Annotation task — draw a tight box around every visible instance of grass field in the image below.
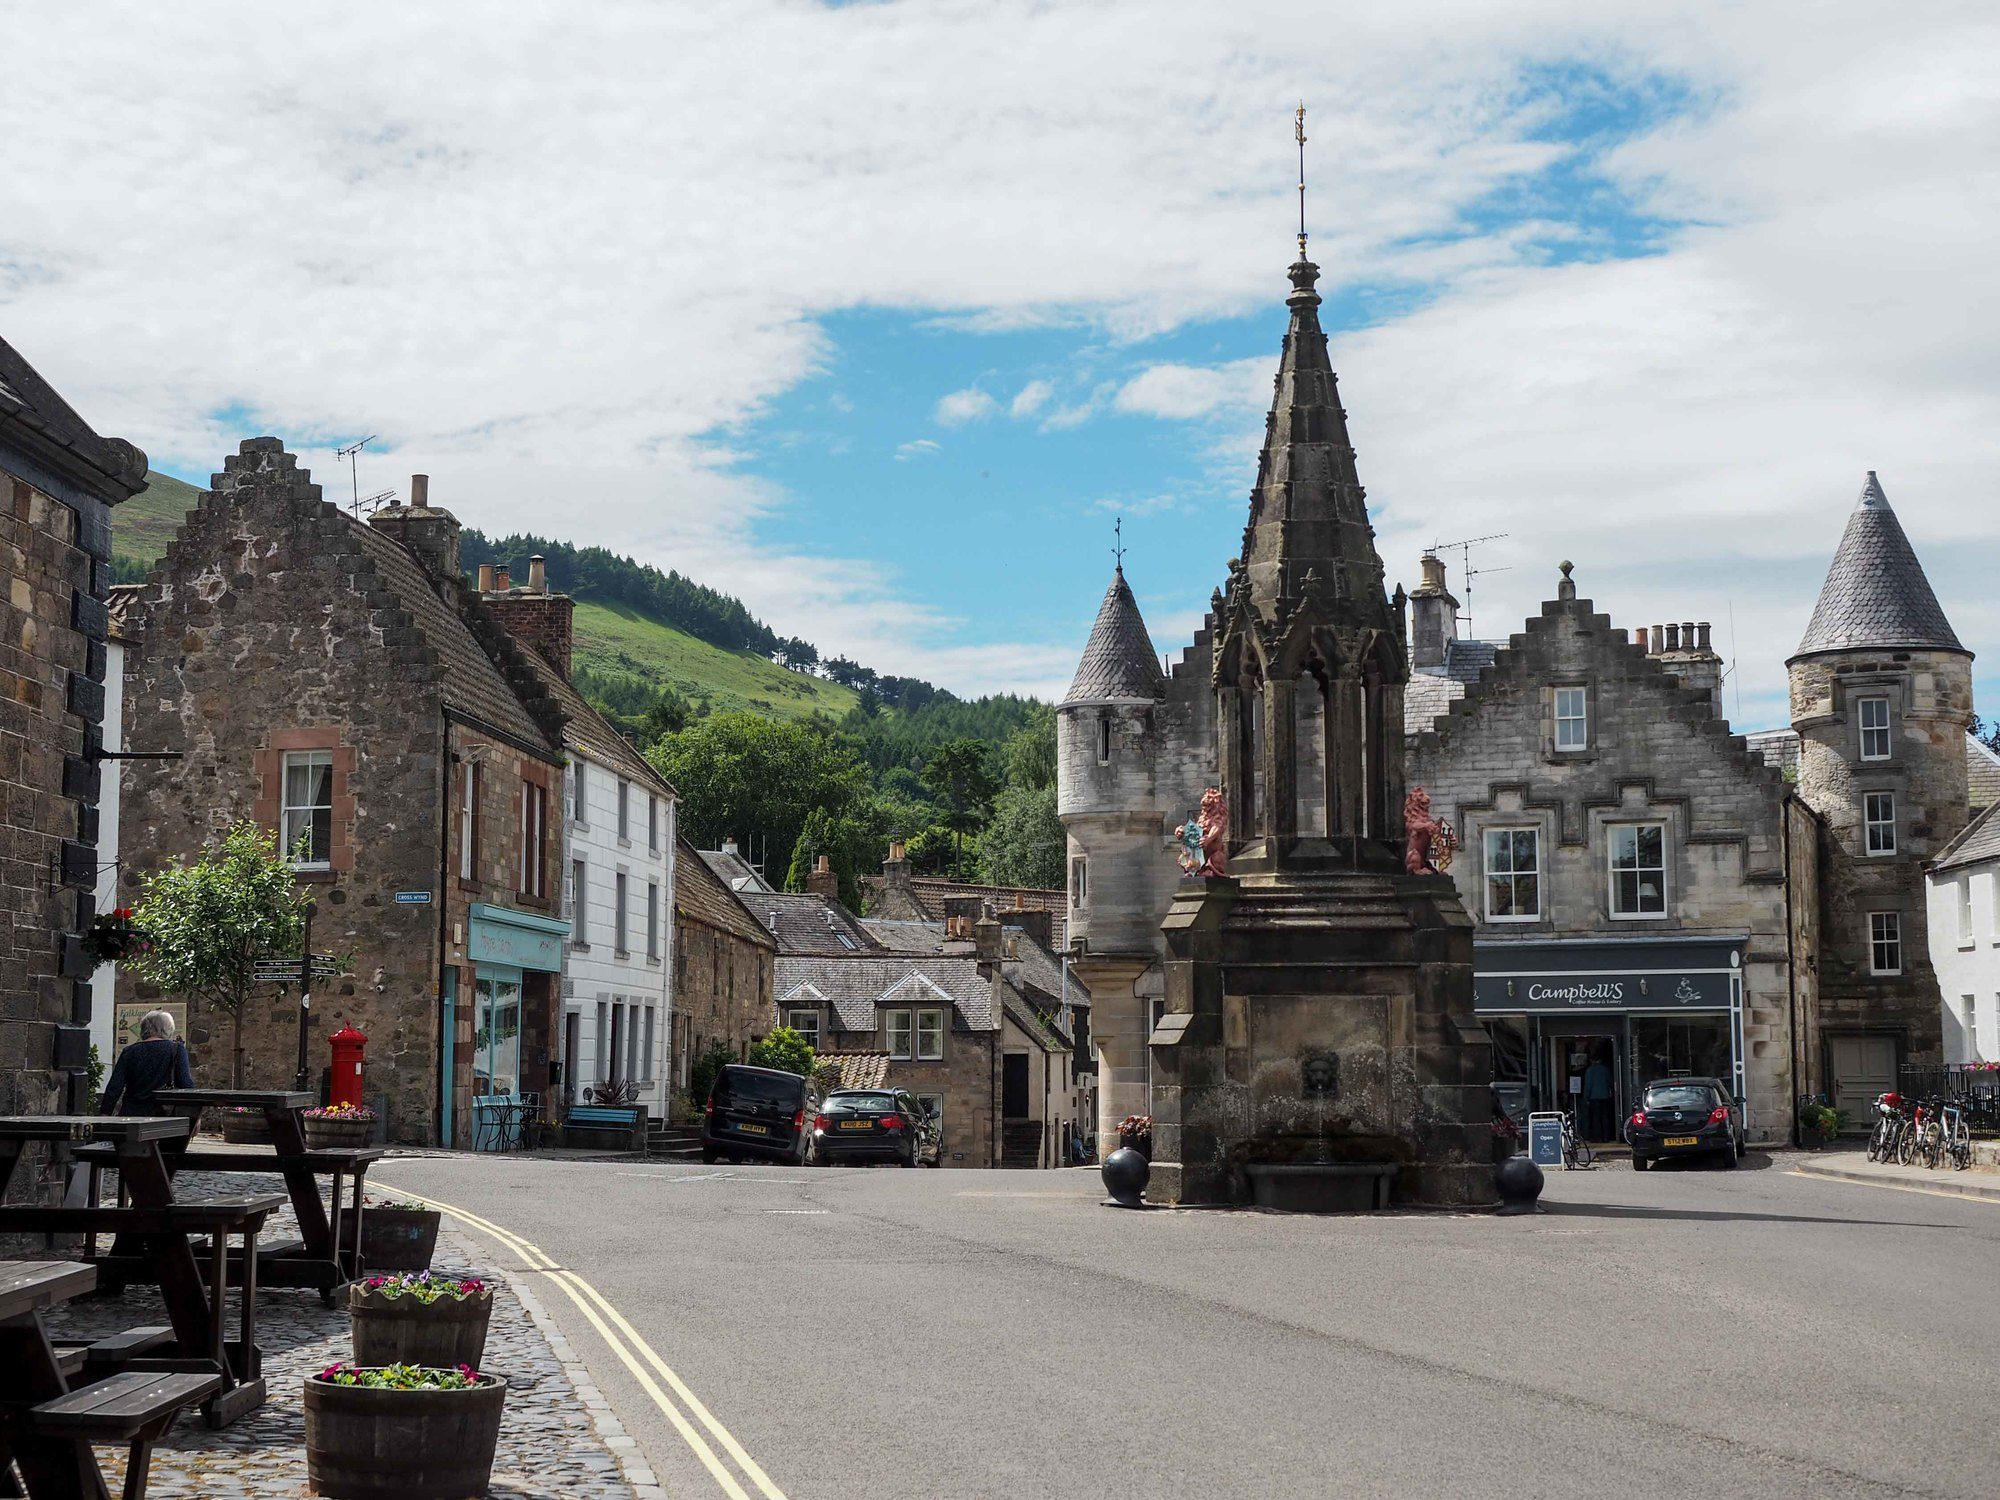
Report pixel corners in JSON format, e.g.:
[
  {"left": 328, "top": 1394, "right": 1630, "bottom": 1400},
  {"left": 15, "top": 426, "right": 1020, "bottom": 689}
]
[{"left": 112, "top": 472, "right": 854, "bottom": 723}]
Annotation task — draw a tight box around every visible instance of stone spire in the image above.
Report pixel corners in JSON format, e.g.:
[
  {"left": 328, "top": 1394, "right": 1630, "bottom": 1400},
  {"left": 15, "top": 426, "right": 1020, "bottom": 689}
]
[
  {"left": 1231, "top": 256, "right": 1393, "bottom": 632},
  {"left": 1062, "top": 565, "right": 1165, "bottom": 706},
  {"left": 1791, "top": 471, "right": 1966, "bottom": 660}
]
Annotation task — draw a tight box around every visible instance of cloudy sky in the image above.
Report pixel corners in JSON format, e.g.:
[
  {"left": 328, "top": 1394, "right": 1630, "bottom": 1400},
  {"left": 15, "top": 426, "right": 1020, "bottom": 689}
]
[{"left": 7, "top": 2, "right": 1996, "bottom": 728}]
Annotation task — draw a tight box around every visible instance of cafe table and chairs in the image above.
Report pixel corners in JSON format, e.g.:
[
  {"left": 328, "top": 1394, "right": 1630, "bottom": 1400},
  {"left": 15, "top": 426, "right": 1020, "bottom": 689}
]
[{"left": 0, "top": 1118, "right": 274, "bottom": 1430}]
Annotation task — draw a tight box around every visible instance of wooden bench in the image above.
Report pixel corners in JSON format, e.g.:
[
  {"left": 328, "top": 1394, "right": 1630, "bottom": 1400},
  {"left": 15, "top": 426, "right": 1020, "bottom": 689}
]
[
  {"left": 562, "top": 1105, "right": 648, "bottom": 1152},
  {"left": 50, "top": 1325, "right": 175, "bottom": 1381},
  {"left": 33, "top": 1369, "right": 223, "bottom": 1500}
]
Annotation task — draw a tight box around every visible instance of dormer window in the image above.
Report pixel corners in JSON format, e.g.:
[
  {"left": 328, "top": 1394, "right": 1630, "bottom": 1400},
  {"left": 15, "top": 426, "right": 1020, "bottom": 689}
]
[
  {"left": 1554, "top": 687, "right": 1588, "bottom": 751},
  {"left": 1858, "top": 696, "right": 1892, "bottom": 761},
  {"left": 1097, "top": 716, "right": 1113, "bottom": 765}
]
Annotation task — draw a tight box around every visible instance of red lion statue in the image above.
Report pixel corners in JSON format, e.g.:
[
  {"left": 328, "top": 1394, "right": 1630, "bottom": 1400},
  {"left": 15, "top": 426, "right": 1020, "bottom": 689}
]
[
  {"left": 1403, "top": 787, "right": 1458, "bottom": 875},
  {"left": 1174, "top": 786, "right": 1229, "bottom": 878}
]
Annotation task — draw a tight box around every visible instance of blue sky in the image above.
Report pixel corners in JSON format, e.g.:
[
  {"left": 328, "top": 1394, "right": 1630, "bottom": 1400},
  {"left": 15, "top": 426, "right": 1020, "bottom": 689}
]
[{"left": 12, "top": 4, "right": 1999, "bottom": 728}]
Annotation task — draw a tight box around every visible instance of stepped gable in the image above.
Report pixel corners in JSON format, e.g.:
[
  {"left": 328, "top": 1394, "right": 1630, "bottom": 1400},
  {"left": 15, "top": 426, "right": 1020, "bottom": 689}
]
[
  {"left": 1411, "top": 563, "right": 1784, "bottom": 791},
  {"left": 510, "top": 642, "right": 673, "bottom": 797},
  {"left": 1792, "top": 471, "right": 1966, "bottom": 659},
  {"left": 1063, "top": 566, "right": 1166, "bottom": 705}
]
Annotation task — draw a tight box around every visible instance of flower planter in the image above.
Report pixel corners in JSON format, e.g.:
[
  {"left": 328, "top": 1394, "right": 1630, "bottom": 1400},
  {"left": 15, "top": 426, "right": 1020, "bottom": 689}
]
[
  {"left": 1118, "top": 1133, "right": 1152, "bottom": 1162},
  {"left": 304, "top": 1372, "right": 507, "bottom": 1500},
  {"left": 221, "top": 1112, "right": 272, "bottom": 1146},
  {"left": 350, "top": 1282, "right": 491, "bottom": 1369},
  {"left": 359, "top": 1207, "right": 442, "bottom": 1274},
  {"left": 306, "top": 1116, "right": 374, "bottom": 1150}
]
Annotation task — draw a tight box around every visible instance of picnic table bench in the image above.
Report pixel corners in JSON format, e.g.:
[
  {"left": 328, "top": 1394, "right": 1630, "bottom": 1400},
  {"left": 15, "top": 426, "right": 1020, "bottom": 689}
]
[{"left": 0, "top": 1259, "right": 220, "bottom": 1500}]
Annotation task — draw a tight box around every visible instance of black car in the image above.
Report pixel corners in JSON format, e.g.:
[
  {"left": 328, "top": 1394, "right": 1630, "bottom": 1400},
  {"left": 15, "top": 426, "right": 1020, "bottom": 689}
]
[
  {"left": 703, "top": 1064, "right": 815, "bottom": 1165},
  {"left": 1627, "top": 1076, "right": 1745, "bottom": 1170},
  {"left": 812, "top": 1089, "right": 941, "bottom": 1168}
]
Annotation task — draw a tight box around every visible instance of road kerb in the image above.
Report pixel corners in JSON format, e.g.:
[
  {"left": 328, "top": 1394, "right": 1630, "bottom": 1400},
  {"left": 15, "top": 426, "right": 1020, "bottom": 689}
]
[{"left": 1790, "top": 1158, "right": 2000, "bottom": 1204}]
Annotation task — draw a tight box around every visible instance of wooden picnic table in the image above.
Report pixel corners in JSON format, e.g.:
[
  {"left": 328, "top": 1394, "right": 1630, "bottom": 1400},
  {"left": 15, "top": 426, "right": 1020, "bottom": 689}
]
[
  {"left": 0, "top": 1259, "right": 221, "bottom": 1500},
  {"left": 0, "top": 1118, "right": 269, "bottom": 1430},
  {"left": 142, "top": 1089, "right": 379, "bottom": 1303}
]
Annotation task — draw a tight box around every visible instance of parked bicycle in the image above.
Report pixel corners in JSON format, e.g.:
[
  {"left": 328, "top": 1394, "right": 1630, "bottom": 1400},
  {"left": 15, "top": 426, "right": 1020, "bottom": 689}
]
[
  {"left": 1561, "top": 1111, "right": 1595, "bottom": 1170},
  {"left": 1866, "top": 1092, "right": 1907, "bottom": 1163},
  {"left": 1898, "top": 1096, "right": 1942, "bottom": 1168},
  {"left": 1940, "top": 1101, "right": 1972, "bottom": 1171}
]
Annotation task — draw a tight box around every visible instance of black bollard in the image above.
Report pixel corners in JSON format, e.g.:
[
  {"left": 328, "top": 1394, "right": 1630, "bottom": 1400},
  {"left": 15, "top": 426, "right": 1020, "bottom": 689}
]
[
  {"left": 1101, "top": 1146, "right": 1150, "bottom": 1209},
  {"left": 1494, "top": 1153, "right": 1544, "bottom": 1215}
]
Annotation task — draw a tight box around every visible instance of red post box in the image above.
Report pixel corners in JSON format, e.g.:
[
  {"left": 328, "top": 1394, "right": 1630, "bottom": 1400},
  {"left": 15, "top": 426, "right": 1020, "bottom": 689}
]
[{"left": 329, "top": 1025, "right": 367, "bottom": 1110}]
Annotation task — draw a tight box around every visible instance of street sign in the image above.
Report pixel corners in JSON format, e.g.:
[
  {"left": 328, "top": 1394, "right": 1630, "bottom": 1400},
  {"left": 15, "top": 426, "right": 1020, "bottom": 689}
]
[
  {"left": 393, "top": 891, "right": 433, "bottom": 906},
  {"left": 252, "top": 956, "right": 340, "bottom": 983},
  {"left": 1527, "top": 1111, "right": 1565, "bottom": 1167}
]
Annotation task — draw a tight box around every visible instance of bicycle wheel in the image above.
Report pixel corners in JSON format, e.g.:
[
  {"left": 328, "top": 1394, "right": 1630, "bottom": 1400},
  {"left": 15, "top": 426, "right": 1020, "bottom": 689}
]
[
  {"left": 1574, "top": 1137, "right": 1595, "bottom": 1169},
  {"left": 1896, "top": 1127, "right": 1915, "bottom": 1166}
]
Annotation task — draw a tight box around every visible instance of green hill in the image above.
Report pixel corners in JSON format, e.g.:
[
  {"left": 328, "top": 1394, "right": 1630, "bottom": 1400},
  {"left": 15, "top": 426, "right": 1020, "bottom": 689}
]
[{"left": 112, "top": 472, "right": 857, "bottom": 724}]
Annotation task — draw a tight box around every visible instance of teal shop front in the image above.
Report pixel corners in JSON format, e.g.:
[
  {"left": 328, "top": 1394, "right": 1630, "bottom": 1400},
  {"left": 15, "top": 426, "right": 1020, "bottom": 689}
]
[{"left": 455, "top": 904, "right": 568, "bottom": 1151}]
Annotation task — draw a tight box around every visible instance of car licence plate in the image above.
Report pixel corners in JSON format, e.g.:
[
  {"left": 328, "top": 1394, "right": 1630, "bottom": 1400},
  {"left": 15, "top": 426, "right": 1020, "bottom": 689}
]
[
  {"left": 1663, "top": 1135, "right": 1698, "bottom": 1147},
  {"left": 840, "top": 1119, "right": 872, "bottom": 1131},
  {"left": 736, "top": 1122, "right": 768, "bottom": 1135}
]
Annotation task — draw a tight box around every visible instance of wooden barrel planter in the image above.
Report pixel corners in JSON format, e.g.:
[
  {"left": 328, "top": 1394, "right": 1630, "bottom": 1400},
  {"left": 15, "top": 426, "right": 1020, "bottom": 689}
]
[
  {"left": 220, "top": 1111, "right": 271, "bottom": 1146},
  {"left": 350, "top": 1282, "right": 491, "bottom": 1369},
  {"left": 305, "top": 1114, "right": 375, "bottom": 1149},
  {"left": 304, "top": 1373, "right": 507, "bottom": 1500},
  {"left": 360, "top": 1206, "right": 441, "bottom": 1273}
]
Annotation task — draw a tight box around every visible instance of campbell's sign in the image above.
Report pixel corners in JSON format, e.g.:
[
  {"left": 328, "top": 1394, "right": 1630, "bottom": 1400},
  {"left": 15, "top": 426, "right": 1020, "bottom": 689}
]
[
  {"left": 1472, "top": 942, "right": 1739, "bottom": 1015},
  {"left": 1523, "top": 980, "right": 1628, "bottom": 1006}
]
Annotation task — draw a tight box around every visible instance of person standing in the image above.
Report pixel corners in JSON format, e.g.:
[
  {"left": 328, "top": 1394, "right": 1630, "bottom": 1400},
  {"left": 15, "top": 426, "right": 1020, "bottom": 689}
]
[
  {"left": 99, "top": 1009, "right": 194, "bottom": 1116},
  {"left": 1582, "top": 1054, "right": 1615, "bottom": 1142}
]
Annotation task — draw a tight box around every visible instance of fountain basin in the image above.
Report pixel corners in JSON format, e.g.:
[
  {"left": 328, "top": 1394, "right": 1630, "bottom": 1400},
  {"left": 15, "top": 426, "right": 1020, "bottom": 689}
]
[{"left": 1244, "top": 1162, "right": 1399, "bottom": 1213}]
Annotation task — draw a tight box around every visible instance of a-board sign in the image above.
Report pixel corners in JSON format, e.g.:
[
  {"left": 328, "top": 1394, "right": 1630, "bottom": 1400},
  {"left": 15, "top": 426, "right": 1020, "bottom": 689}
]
[{"left": 1527, "top": 1111, "right": 1565, "bottom": 1167}]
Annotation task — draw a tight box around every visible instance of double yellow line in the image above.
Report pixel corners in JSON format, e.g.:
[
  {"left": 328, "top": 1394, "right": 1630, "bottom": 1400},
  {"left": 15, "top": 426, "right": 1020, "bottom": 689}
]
[{"left": 384, "top": 1186, "right": 788, "bottom": 1500}]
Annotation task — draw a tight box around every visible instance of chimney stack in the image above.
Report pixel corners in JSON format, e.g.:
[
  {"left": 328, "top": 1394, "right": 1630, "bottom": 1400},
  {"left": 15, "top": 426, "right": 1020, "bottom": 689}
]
[
  {"left": 493, "top": 564, "right": 511, "bottom": 593},
  {"left": 1650, "top": 617, "right": 1725, "bottom": 716},
  {"left": 1406, "top": 551, "right": 1460, "bottom": 671},
  {"left": 806, "top": 854, "right": 840, "bottom": 902},
  {"left": 369, "top": 472, "right": 461, "bottom": 580}
]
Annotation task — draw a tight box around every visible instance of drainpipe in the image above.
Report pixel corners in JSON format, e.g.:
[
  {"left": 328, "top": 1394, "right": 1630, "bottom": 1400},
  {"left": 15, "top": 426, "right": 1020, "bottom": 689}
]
[
  {"left": 435, "top": 718, "right": 455, "bottom": 1149},
  {"left": 1782, "top": 796, "right": 1802, "bottom": 1149}
]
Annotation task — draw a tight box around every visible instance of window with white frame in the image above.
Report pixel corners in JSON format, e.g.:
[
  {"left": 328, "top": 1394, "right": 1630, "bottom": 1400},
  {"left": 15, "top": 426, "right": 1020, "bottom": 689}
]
[
  {"left": 1483, "top": 828, "right": 1540, "bottom": 921},
  {"left": 786, "top": 1007, "right": 821, "bottom": 1051},
  {"left": 647, "top": 881, "right": 661, "bottom": 959},
  {"left": 570, "top": 859, "right": 587, "bottom": 943},
  {"left": 282, "top": 750, "right": 335, "bottom": 868},
  {"left": 648, "top": 795, "right": 659, "bottom": 853},
  {"left": 457, "top": 761, "right": 479, "bottom": 880},
  {"left": 1864, "top": 791, "right": 1896, "bottom": 856},
  {"left": 1608, "top": 823, "right": 1666, "bottom": 917},
  {"left": 614, "top": 871, "right": 629, "bottom": 954},
  {"left": 617, "top": 779, "right": 630, "bottom": 842},
  {"left": 885, "top": 1008, "right": 913, "bottom": 1059},
  {"left": 1961, "top": 878, "right": 1976, "bottom": 947},
  {"left": 1858, "top": 696, "right": 1892, "bottom": 761},
  {"left": 1869, "top": 911, "right": 1902, "bottom": 975},
  {"left": 1554, "top": 686, "right": 1589, "bottom": 751},
  {"left": 916, "top": 1008, "right": 945, "bottom": 1060},
  {"left": 1070, "top": 857, "right": 1088, "bottom": 906}
]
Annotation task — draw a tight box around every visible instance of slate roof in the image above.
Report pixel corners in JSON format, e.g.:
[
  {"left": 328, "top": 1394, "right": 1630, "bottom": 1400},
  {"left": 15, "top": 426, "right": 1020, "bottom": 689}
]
[
  {"left": 673, "top": 835, "right": 777, "bottom": 949},
  {"left": 515, "top": 648, "right": 674, "bottom": 797},
  {"left": 1002, "top": 989, "right": 1073, "bottom": 1053},
  {"left": 859, "top": 919, "right": 946, "bottom": 954},
  {"left": 775, "top": 956, "right": 995, "bottom": 1034},
  {"left": 1062, "top": 567, "right": 1166, "bottom": 706},
  {"left": 1405, "top": 640, "right": 1502, "bottom": 737},
  {"left": 900, "top": 877, "right": 1069, "bottom": 950},
  {"left": 734, "top": 891, "right": 882, "bottom": 958},
  {"left": 1933, "top": 800, "right": 2000, "bottom": 873},
  {"left": 1970, "top": 737, "right": 2000, "bottom": 812},
  {"left": 1793, "top": 472, "right": 1965, "bottom": 659},
  {"left": 699, "top": 846, "right": 774, "bottom": 894},
  {"left": 1000, "top": 930, "right": 1089, "bottom": 1011},
  {"left": 0, "top": 334, "right": 148, "bottom": 500}
]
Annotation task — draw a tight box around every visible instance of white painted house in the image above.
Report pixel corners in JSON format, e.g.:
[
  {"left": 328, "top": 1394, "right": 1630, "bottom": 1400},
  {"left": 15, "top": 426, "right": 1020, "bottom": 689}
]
[{"left": 1929, "top": 799, "right": 2000, "bottom": 1063}]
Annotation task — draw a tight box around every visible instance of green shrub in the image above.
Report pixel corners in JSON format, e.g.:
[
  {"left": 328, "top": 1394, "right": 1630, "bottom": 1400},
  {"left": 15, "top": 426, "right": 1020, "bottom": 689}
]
[
  {"left": 687, "top": 1039, "right": 737, "bottom": 1108},
  {"left": 748, "top": 1026, "right": 816, "bottom": 1079}
]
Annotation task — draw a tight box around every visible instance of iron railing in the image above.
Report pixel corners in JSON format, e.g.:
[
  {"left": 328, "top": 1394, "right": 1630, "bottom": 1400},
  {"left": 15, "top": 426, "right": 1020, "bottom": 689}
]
[{"left": 1897, "top": 1064, "right": 2000, "bottom": 1134}]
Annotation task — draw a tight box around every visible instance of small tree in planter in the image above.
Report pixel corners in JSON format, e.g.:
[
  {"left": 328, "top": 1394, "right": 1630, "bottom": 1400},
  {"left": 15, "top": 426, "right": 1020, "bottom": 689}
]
[
  {"left": 305, "top": 1363, "right": 506, "bottom": 1500},
  {"left": 349, "top": 1272, "right": 491, "bottom": 1368},
  {"left": 360, "top": 1197, "right": 442, "bottom": 1273}
]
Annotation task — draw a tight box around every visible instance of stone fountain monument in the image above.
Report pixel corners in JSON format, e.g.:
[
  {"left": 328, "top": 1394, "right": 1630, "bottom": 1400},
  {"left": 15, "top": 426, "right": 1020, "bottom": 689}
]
[{"left": 1147, "top": 244, "right": 1495, "bottom": 1210}]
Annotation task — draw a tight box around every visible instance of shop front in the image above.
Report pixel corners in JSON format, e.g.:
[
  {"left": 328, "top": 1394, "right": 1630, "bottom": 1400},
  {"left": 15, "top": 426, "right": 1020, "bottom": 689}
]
[
  {"left": 1476, "top": 937, "right": 1745, "bottom": 1144},
  {"left": 447, "top": 903, "right": 568, "bottom": 1150}
]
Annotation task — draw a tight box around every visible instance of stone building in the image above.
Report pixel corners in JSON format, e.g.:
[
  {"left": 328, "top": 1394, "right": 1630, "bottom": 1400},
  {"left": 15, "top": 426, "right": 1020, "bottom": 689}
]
[
  {"left": 1787, "top": 471, "right": 1973, "bottom": 1110},
  {"left": 475, "top": 558, "right": 680, "bottom": 1118},
  {"left": 860, "top": 848, "right": 1069, "bottom": 948},
  {"left": 671, "top": 833, "right": 775, "bottom": 1090},
  {"left": 0, "top": 336, "right": 147, "bottom": 1142},
  {"left": 117, "top": 442, "right": 570, "bottom": 1147},
  {"left": 1406, "top": 562, "right": 1820, "bottom": 1146}
]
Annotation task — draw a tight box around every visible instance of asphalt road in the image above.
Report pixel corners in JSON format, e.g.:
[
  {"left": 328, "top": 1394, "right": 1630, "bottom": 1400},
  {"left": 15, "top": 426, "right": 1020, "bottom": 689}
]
[{"left": 375, "top": 1150, "right": 2000, "bottom": 1500}]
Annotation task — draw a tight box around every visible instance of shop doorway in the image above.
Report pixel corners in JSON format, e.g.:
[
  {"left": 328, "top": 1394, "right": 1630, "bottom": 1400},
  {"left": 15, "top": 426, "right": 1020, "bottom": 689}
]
[{"left": 1547, "top": 1032, "right": 1622, "bottom": 1142}]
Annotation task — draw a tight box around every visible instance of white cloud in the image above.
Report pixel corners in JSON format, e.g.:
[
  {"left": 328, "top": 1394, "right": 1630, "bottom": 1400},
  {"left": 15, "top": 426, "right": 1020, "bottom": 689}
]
[
  {"left": 2, "top": 3, "right": 1996, "bottom": 704},
  {"left": 933, "top": 387, "right": 998, "bottom": 426},
  {"left": 894, "top": 438, "right": 940, "bottom": 461},
  {"left": 1009, "top": 379, "right": 1054, "bottom": 418}
]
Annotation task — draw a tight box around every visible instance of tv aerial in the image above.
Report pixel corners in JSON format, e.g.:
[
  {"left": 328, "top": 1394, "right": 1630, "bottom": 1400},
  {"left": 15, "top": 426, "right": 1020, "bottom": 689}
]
[
  {"left": 335, "top": 435, "right": 378, "bottom": 516},
  {"left": 1428, "top": 532, "right": 1510, "bottom": 640}
]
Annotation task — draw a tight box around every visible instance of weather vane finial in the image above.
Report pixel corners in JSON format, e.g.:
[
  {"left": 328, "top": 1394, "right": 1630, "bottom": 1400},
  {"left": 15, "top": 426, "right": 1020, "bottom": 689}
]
[
  {"left": 1114, "top": 515, "right": 1126, "bottom": 572},
  {"left": 1295, "top": 101, "right": 1309, "bottom": 260}
]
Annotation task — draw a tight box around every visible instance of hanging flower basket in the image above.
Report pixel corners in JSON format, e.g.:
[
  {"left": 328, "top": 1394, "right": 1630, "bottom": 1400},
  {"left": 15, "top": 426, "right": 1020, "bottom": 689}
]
[
  {"left": 350, "top": 1274, "right": 491, "bottom": 1369},
  {"left": 79, "top": 908, "right": 150, "bottom": 966},
  {"left": 304, "top": 1102, "right": 376, "bottom": 1149},
  {"left": 305, "top": 1364, "right": 506, "bottom": 1500}
]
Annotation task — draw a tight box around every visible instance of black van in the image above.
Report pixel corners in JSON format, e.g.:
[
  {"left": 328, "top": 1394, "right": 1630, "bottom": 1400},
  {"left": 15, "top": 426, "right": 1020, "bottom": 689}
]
[{"left": 703, "top": 1064, "right": 815, "bottom": 1165}]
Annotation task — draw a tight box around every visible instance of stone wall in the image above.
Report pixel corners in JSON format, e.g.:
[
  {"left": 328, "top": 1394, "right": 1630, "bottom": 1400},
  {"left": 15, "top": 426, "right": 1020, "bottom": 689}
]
[{"left": 672, "top": 917, "right": 772, "bottom": 1079}]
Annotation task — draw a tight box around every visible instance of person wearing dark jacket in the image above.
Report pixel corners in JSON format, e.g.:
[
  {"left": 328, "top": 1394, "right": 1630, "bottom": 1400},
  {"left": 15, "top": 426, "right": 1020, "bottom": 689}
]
[{"left": 99, "top": 1009, "right": 194, "bottom": 1116}]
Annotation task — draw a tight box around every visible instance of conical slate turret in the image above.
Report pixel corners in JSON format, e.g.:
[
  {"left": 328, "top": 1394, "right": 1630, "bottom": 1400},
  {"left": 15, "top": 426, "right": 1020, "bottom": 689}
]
[
  {"left": 1062, "top": 566, "right": 1165, "bottom": 705},
  {"left": 1791, "top": 471, "right": 1966, "bottom": 660},
  {"left": 1234, "top": 257, "right": 1392, "bottom": 629}
]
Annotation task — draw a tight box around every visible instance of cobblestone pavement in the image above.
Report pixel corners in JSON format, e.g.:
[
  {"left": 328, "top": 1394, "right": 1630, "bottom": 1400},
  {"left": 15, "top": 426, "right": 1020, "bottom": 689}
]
[{"left": 43, "top": 1170, "right": 642, "bottom": 1499}]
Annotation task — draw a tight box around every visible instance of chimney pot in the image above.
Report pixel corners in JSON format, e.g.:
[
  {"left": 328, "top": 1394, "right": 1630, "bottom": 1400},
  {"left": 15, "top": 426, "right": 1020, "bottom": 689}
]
[
  {"left": 1681, "top": 620, "right": 1696, "bottom": 648},
  {"left": 477, "top": 564, "right": 496, "bottom": 593},
  {"left": 1697, "top": 622, "right": 1712, "bottom": 651},
  {"left": 528, "top": 554, "right": 547, "bottom": 593},
  {"left": 1650, "top": 625, "right": 1664, "bottom": 654},
  {"left": 1665, "top": 622, "right": 1681, "bottom": 652},
  {"left": 888, "top": 839, "right": 906, "bottom": 863},
  {"left": 494, "top": 565, "right": 511, "bottom": 593},
  {"left": 410, "top": 474, "right": 429, "bottom": 507}
]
